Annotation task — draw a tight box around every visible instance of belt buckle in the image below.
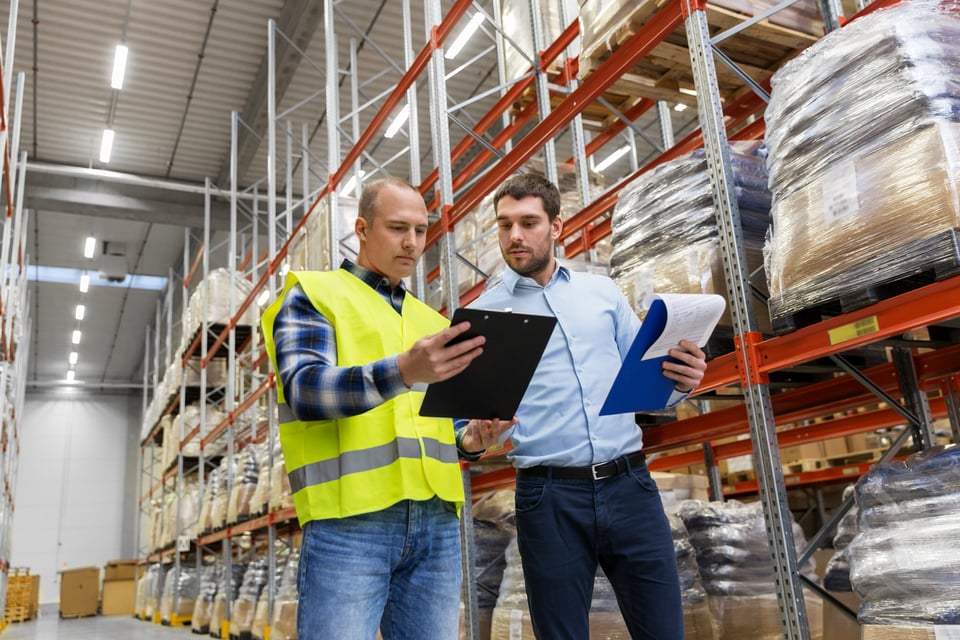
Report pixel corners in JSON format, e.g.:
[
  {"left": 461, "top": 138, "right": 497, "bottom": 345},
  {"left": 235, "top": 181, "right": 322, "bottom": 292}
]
[{"left": 591, "top": 463, "right": 605, "bottom": 481}]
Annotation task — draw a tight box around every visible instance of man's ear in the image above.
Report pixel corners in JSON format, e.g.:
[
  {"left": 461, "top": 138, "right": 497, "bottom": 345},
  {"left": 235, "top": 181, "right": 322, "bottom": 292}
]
[
  {"left": 355, "top": 216, "right": 367, "bottom": 241},
  {"left": 551, "top": 215, "right": 563, "bottom": 239}
]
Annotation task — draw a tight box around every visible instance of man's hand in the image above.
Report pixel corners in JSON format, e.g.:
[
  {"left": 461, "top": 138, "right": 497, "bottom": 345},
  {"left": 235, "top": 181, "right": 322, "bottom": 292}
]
[
  {"left": 398, "top": 321, "right": 485, "bottom": 387},
  {"left": 460, "top": 417, "right": 517, "bottom": 454},
  {"left": 661, "top": 339, "right": 707, "bottom": 393}
]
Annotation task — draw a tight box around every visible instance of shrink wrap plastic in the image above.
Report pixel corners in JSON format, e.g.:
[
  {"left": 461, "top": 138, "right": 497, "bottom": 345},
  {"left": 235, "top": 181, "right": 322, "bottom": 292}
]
[
  {"left": 848, "top": 446, "right": 960, "bottom": 624},
  {"left": 230, "top": 557, "right": 270, "bottom": 635},
  {"left": 763, "top": 0, "right": 960, "bottom": 318},
  {"left": 160, "top": 565, "right": 198, "bottom": 623},
  {"left": 610, "top": 144, "right": 770, "bottom": 323},
  {"left": 191, "top": 562, "right": 223, "bottom": 633}
]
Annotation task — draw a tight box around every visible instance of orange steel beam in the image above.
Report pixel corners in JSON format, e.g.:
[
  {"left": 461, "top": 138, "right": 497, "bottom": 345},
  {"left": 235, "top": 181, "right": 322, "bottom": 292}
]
[
  {"left": 470, "top": 465, "right": 518, "bottom": 494},
  {"left": 184, "top": 244, "right": 205, "bottom": 289},
  {"left": 730, "top": 116, "right": 766, "bottom": 141},
  {"left": 648, "top": 397, "right": 949, "bottom": 471},
  {"left": 722, "top": 460, "right": 884, "bottom": 497},
  {"left": 644, "top": 343, "right": 960, "bottom": 452},
  {"left": 697, "top": 277, "right": 960, "bottom": 393},
  {"left": 202, "top": 374, "right": 274, "bottom": 448},
  {"left": 433, "top": 0, "right": 685, "bottom": 239}
]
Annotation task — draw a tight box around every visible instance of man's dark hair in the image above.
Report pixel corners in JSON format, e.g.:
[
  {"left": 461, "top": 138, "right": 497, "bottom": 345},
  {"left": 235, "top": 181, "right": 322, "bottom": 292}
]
[
  {"left": 493, "top": 174, "right": 562, "bottom": 221},
  {"left": 358, "top": 177, "right": 423, "bottom": 222}
]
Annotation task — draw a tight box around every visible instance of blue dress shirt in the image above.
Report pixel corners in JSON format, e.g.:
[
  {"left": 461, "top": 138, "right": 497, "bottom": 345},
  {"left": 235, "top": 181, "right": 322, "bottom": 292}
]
[{"left": 466, "top": 262, "right": 685, "bottom": 468}]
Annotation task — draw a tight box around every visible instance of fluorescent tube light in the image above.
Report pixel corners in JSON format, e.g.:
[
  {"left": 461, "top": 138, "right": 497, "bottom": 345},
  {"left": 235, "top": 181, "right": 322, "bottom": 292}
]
[
  {"left": 79, "top": 274, "right": 90, "bottom": 293},
  {"left": 256, "top": 290, "right": 271, "bottom": 307},
  {"left": 445, "top": 13, "right": 485, "bottom": 60},
  {"left": 100, "top": 129, "right": 115, "bottom": 163},
  {"left": 340, "top": 170, "right": 366, "bottom": 196},
  {"left": 384, "top": 104, "right": 410, "bottom": 139},
  {"left": 69, "top": 352, "right": 78, "bottom": 365},
  {"left": 594, "top": 145, "right": 630, "bottom": 172},
  {"left": 75, "top": 305, "right": 86, "bottom": 320},
  {"left": 84, "top": 236, "right": 96, "bottom": 259},
  {"left": 72, "top": 330, "right": 82, "bottom": 345},
  {"left": 678, "top": 87, "right": 697, "bottom": 96},
  {"left": 66, "top": 370, "right": 76, "bottom": 382},
  {"left": 111, "top": 44, "right": 129, "bottom": 90},
  {"left": 674, "top": 104, "right": 687, "bottom": 112}
]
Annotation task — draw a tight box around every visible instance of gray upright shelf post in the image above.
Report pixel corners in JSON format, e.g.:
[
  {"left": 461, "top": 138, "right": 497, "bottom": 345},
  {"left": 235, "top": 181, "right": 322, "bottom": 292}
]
[{"left": 684, "top": 2, "right": 810, "bottom": 638}]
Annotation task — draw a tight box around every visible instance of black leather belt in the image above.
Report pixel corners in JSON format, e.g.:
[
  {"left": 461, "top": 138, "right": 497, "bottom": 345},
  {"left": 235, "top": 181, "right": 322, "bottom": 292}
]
[{"left": 517, "top": 450, "right": 646, "bottom": 481}]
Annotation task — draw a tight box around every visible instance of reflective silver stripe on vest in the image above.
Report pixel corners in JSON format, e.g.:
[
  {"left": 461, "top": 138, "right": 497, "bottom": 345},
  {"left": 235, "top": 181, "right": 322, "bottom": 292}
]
[
  {"left": 287, "top": 436, "right": 458, "bottom": 493},
  {"left": 278, "top": 402, "right": 296, "bottom": 424}
]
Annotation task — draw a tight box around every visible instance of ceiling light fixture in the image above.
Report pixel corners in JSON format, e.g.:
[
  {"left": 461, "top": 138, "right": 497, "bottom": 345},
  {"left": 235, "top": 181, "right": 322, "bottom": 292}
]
[
  {"left": 256, "top": 290, "right": 271, "bottom": 307},
  {"left": 594, "top": 145, "right": 631, "bottom": 172},
  {"left": 69, "top": 352, "right": 78, "bottom": 365},
  {"left": 384, "top": 104, "right": 410, "bottom": 139},
  {"left": 66, "top": 370, "right": 76, "bottom": 382},
  {"left": 100, "top": 129, "right": 115, "bottom": 163},
  {"left": 674, "top": 104, "right": 687, "bottom": 112},
  {"left": 79, "top": 274, "right": 90, "bottom": 293},
  {"left": 111, "top": 44, "right": 129, "bottom": 90},
  {"left": 678, "top": 87, "right": 697, "bottom": 96},
  {"left": 84, "top": 236, "right": 96, "bottom": 259},
  {"left": 75, "top": 304, "right": 86, "bottom": 320},
  {"left": 72, "top": 330, "right": 82, "bottom": 345},
  {"left": 445, "top": 12, "right": 485, "bottom": 60},
  {"left": 340, "top": 170, "right": 366, "bottom": 197}
]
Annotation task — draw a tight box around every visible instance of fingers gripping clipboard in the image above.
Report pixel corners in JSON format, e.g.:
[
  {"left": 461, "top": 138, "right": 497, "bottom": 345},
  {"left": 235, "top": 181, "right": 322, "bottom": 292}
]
[{"left": 418, "top": 308, "right": 556, "bottom": 420}]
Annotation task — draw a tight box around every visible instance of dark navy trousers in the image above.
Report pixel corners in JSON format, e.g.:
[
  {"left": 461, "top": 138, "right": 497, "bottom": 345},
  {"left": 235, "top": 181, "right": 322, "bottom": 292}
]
[{"left": 514, "top": 458, "right": 683, "bottom": 639}]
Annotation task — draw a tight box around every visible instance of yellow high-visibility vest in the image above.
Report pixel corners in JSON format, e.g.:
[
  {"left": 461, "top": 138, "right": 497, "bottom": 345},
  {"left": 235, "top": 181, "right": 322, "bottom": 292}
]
[{"left": 261, "top": 269, "right": 464, "bottom": 525}]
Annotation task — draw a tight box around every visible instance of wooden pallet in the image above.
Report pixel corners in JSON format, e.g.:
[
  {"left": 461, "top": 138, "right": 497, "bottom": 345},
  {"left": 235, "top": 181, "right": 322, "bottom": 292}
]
[
  {"left": 573, "top": 0, "right": 819, "bottom": 110},
  {"left": 771, "top": 229, "right": 960, "bottom": 334}
]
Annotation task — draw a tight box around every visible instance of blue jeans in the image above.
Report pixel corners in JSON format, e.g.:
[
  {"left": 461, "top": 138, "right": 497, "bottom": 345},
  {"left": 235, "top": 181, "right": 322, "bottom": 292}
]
[
  {"left": 297, "top": 497, "right": 463, "bottom": 640},
  {"left": 515, "top": 459, "right": 683, "bottom": 640}
]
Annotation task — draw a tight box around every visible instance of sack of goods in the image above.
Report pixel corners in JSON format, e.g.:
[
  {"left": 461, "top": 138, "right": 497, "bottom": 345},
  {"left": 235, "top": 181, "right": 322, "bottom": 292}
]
[
  {"left": 677, "top": 500, "right": 823, "bottom": 639},
  {"left": 763, "top": 0, "right": 960, "bottom": 324},
  {"left": 609, "top": 143, "right": 771, "bottom": 331},
  {"left": 848, "top": 445, "right": 960, "bottom": 625}
]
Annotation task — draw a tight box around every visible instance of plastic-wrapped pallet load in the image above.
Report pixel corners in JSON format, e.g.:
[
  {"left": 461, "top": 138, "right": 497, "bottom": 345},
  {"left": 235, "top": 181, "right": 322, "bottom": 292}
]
[
  {"left": 230, "top": 557, "right": 270, "bottom": 637},
  {"left": 210, "top": 562, "right": 247, "bottom": 636},
  {"left": 610, "top": 144, "right": 771, "bottom": 331},
  {"left": 210, "top": 456, "right": 238, "bottom": 531},
  {"left": 288, "top": 194, "right": 360, "bottom": 273},
  {"left": 677, "top": 500, "right": 824, "bottom": 639},
  {"left": 159, "top": 564, "right": 198, "bottom": 625},
  {"left": 248, "top": 435, "right": 274, "bottom": 518},
  {"left": 670, "top": 515, "right": 720, "bottom": 639},
  {"left": 180, "top": 402, "right": 226, "bottom": 458},
  {"left": 847, "top": 445, "right": 960, "bottom": 625},
  {"left": 180, "top": 267, "right": 258, "bottom": 355},
  {"left": 269, "top": 437, "right": 294, "bottom": 512},
  {"left": 251, "top": 548, "right": 292, "bottom": 640},
  {"left": 143, "top": 563, "right": 168, "bottom": 621},
  {"left": 763, "top": 0, "right": 960, "bottom": 326},
  {"left": 227, "top": 443, "right": 262, "bottom": 525},
  {"left": 198, "top": 466, "right": 219, "bottom": 534},
  {"left": 191, "top": 561, "right": 223, "bottom": 634},
  {"left": 269, "top": 549, "right": 300, "bottom": 640}
]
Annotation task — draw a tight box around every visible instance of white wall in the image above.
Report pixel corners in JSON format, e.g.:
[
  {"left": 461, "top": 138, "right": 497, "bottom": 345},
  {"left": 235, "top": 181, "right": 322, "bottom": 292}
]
[{"left": 11, "top": 388, "right": 142, "bottom": 604}]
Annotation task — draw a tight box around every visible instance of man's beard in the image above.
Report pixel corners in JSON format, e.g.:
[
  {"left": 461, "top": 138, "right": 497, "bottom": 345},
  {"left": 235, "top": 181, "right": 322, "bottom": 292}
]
[{"left": 506, "top": 246, "right": 551, "bottom": 278}]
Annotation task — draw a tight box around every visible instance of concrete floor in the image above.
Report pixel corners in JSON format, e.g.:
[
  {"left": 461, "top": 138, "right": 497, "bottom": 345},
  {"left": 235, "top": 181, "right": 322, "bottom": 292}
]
[{"left": 2, "top": 607, "right": 194, "bottom": 639}]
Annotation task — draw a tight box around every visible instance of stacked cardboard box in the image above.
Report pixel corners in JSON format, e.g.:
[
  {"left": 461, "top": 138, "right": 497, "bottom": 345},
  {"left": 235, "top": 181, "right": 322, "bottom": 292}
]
[
  {"left": 59, "top": 567, "right": 100, "bottom": 618},
  {"left": 102, "top": 559, "right": 137, "bottom": 616}
]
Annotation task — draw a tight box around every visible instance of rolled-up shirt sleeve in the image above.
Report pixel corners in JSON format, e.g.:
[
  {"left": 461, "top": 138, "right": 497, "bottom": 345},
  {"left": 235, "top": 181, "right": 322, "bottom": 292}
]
[{"left": 273, "top": 285, "right": 410, "bottom": 421}]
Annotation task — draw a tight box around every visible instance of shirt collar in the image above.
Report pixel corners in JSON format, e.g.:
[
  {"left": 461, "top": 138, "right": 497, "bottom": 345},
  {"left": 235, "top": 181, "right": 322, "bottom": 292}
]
[
  {"left": 501, "top": 260, "right": 571, "bottom": 293},
  {"left": 340, "top": 259, "right": 407, "bottom": 295}
]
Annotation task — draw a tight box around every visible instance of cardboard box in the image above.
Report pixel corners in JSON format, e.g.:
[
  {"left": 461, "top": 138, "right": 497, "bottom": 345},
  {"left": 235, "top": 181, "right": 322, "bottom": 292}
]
[
  {"left": 823, "top": 436, "right": 850, "bottom": 459},
  {"left": 101, "top": 579, "right": 136, "bottom": 616},
  {"left": 824, "top": 591, "right": 861, "bottom": 640},
  {"left": 862, "top": 624, "right": 936, "bottom": 640},
  {"left": 59, "top": 567, "right": 100, "bottom": 618},
  {"left": 104, "top": 559, "right": 138, "bottom": 582}
]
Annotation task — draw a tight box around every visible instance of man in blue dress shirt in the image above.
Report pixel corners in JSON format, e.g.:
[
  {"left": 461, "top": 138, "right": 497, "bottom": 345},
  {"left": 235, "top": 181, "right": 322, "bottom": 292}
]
[{"left": 456, "top": 174, "right": 707, "bottom": 639}]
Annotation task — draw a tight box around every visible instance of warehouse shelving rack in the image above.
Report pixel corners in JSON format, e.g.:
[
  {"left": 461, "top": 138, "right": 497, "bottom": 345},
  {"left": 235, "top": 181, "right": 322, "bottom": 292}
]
[
  {"left": 0, "top": 0, "right": 27, "bottom": 622},
  {"left": 135, "top": 0, "right": 960, "bottom": 638}
]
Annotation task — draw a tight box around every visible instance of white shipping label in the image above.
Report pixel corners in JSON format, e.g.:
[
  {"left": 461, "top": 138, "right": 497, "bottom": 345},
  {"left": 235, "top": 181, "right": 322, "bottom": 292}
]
[
  {"left": 177, "top": 535, "right": 191, "bottom": 552},
  {"left": 935, "top": 627, "right": 960, "bottom": 640},
  {"left": 821, "top": 161, "right": 860, "bottom": 224}
]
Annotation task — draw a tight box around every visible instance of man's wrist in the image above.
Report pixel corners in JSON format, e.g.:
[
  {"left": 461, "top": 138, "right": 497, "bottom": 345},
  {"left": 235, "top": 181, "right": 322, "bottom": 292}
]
[{"left": 455, "top": 426, "right": 485, "bottom": 459}]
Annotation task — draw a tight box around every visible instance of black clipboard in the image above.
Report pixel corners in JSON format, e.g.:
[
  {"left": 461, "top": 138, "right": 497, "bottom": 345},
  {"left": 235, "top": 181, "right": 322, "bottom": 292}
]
[{"left": 418, "top": 308, "right": 556, "bottom": 420}]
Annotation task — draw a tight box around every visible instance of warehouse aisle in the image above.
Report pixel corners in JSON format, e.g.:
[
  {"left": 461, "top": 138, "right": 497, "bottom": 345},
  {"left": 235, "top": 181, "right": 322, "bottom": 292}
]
[{"left": 2, "top": 613, "right": 191, "bottom": 639}]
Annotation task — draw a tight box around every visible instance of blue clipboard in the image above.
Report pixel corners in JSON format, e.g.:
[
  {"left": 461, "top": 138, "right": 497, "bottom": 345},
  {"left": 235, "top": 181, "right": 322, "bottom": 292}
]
[{"left": 599, "top": 294, "right": 724, "bottom": 415}]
